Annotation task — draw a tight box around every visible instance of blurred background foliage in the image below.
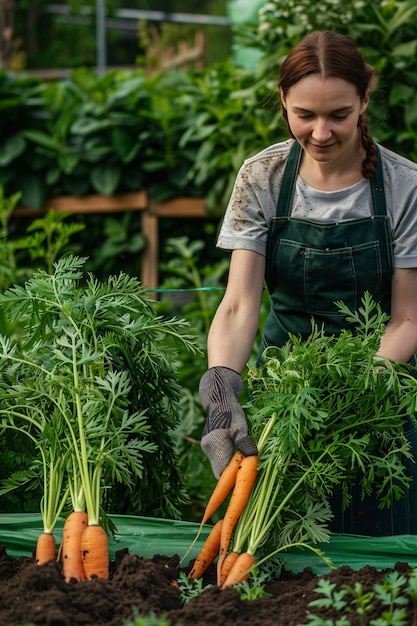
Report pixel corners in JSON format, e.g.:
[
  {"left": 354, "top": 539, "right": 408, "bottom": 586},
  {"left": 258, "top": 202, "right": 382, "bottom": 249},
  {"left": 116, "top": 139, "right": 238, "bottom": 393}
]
[{"left": 10, "top": 0, "right": 232, "bottom": 71}]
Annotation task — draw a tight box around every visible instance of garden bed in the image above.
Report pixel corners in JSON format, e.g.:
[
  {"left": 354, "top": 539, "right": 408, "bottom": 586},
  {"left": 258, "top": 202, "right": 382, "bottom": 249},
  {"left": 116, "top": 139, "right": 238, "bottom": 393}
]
[
  {"left": 2, "top": 546, "right": 416, "bottom": 626},
  {"left": 1, "top": 515, "right": 417, "bottom": 625}
]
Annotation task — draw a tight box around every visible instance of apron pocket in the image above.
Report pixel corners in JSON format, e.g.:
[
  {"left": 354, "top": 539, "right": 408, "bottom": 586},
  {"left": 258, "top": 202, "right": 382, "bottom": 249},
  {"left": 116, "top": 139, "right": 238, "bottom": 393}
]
[{"left": 302, "top": 240, "right": 383, "bottom": 316}]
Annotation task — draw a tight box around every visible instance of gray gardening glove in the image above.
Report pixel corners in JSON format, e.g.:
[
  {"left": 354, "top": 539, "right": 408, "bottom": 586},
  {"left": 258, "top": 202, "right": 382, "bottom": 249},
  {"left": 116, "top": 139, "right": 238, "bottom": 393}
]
[{"left": 199, "top": 366, "right": 258, "bottom": 479}]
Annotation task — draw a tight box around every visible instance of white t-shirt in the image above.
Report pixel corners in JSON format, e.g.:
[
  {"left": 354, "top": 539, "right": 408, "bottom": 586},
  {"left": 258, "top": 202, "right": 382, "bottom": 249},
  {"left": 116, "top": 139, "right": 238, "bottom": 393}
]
[{"left": 217, "top": 139, "right": 417, "bottom": 268}]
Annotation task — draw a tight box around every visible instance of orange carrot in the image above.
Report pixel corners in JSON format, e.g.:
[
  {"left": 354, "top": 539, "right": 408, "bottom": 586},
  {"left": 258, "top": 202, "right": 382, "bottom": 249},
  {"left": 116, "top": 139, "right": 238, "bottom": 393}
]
[
  {"left": 218, "top": 550, "right": 239, "bottom": 587},
  {"left": 61, "top": 511, "right": 88, "bottom": 582},
  {"left": 181, "top": 451, "right": 244, "bottom": 566},
  {"left": 80, "top": 524, "right": 109, "bottom": 580},
  {"left": 216, "top": 454, "right": 259, "bottom": 585},
  {"left": 222, "top": 551, "right": 256, "bottom": 587},
  {"left": 35, "top": 531, "right": 56, "bottom": 565},
  {"left": 188, "top": 519, "right": 223, "bottom": 580},
  {"left": 200, "top": 451, "right": 245, "bottom": 527}
]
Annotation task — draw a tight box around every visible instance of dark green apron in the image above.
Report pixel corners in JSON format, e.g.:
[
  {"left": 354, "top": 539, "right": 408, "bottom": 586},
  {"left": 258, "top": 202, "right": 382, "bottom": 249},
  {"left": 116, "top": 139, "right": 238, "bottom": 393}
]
[
  {"left": 259, "top": 140, "right": 417, "bottom": 535},
  {"left": 263, "top": 141, "right": 393, "bottom": 347}
]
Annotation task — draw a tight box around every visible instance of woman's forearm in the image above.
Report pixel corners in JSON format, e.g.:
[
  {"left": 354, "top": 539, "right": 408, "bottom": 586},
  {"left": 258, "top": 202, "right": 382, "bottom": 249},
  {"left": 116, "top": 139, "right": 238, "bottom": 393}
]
[
  {"left": 207, "top": 305, "right": 260, "bottom": 373},
  {"left": 206, "top": 249, "right": 266, "bottom": 373},
  {"left": 377, "top": 319, "right": 417, "bottom": 363},
  {"left": 378, "top": 268, "right": 417, "bottom": 363}
]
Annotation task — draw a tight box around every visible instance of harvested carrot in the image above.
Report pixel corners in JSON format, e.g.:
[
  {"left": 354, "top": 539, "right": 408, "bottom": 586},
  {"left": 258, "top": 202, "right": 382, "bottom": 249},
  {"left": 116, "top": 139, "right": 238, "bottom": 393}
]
[
  {"left": 188, "top": 519, "right": 223, "bottom": 580},
  {"left": 61, "top": 510, "right": 88, "bottom": 582},
  {"left": 35, "top": 532, "right": 56, "bottom": 565},
  {"left": 216, "top": 454, "right": 259, "bottom": 585},
  {"left": 181, "top": 451, "right": 244, "bottom": 566},
  {"left": 200, "top": 451, "right": 245, "bottom": 527},
  {"left": 218, "top": 550, "right": 239, "bottom": 587},
  {"left": 80, "top": 524, "right": 109, "bottom": 580},
  {"left": 222, "top": 551, "right": 256, "bottom": 587}
]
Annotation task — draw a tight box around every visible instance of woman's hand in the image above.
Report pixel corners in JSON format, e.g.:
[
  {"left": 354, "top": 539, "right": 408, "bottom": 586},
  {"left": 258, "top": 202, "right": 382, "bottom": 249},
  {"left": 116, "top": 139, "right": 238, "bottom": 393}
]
[{"left": 199, "top": 366, "right": 258, "bottom": 478}]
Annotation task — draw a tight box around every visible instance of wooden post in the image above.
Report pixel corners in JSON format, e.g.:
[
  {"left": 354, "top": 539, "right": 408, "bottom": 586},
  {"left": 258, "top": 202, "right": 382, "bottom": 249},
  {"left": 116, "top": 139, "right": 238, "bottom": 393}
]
[
  {"left": 0, "top": 0, "right": 13, "bottom": 69},
  {"left": 140, "top": 210, "right": 159, "bottom": 295},
  {"left": 141, "top": 197, "right": 208, "bottom": 295}
]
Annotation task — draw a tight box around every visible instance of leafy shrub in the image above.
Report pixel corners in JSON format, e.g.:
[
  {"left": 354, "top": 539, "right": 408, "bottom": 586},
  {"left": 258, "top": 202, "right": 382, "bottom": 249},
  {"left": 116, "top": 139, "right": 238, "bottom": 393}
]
[{"left": 0, "top": 63, "right": 285, "bottom": 211}]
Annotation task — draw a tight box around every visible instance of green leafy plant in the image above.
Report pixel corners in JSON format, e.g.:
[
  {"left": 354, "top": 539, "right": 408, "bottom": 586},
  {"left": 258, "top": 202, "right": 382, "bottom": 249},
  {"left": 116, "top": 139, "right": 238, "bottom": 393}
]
[
  {"left": 0, "top": 71, "right": 51, "bottom": 209},
  {"left": 0, "top": 402, "right": 70, "bottom": 557},
  {"left": 305, "top": 569, "right": 417, "bottom": 625},
  {"left": 176, "top": 571, "right": 212, "bottom": 605},
  {"left": 0, "top": 190, "right": 88, "bottom": 514},
  {"left": 0, "top": 254, "right": 201, "bottom": 526},
  {"left": 176, "top": 60, "right": 283, "bottom": 212},
  {"left": 0, "top": 186, "right": 86, "bottom": 298},
  {"left": 0, "top": 188, "right": 26, "bottom": 293},
  {"left": 235, "top": 573, "right": 273, "bottom": 601},
  {"left": 225, "top": 293, "right": 417, "bottom": 576},
  {"left": 3, "top": 3, "right": 417, "bottom": 213},
  {"left": 0, "top": 61, "right": 285, "bottom": 211},
  {"left": 122, "top": 610, "right": 176, "bottom": 626},
  {"left": 81, "top": 211, "right": 145, "bottom": 279},
  {"left": 19, "top": 209, "right": 85, "bottom": 274}
]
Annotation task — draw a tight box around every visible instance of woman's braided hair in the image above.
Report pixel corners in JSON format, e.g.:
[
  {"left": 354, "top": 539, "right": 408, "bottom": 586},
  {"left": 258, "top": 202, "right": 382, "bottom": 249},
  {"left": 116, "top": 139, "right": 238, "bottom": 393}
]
[{"left": 279, "top": 30, "right": 378, "bottom": 180}]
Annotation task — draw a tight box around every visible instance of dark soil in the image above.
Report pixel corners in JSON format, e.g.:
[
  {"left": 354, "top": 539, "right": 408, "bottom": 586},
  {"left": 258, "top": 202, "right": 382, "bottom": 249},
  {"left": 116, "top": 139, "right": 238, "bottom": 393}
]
[{"left": 0, "top": 545, "right": 416, "bottom": 626}]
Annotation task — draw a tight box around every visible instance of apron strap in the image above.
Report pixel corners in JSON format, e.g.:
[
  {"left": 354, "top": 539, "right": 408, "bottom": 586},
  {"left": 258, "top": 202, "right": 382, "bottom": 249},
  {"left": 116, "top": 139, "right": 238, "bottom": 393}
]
[
  {"left": 276, "top": 140, "right": 387, "bottom": 217},
  {"left": 276, "top": 141, "right": 302, "bottom": 218}
]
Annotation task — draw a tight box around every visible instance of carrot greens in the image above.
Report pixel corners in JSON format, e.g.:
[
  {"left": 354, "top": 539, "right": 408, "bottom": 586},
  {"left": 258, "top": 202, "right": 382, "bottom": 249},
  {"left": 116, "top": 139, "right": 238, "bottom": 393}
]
[
  {"left": 231, "top": 293, "right": 417, "bottom": 573},
  {"left": 0, "top": 254, "right": 201, "bottom": 561},
  {"left": 0, "top": 409, "right": 69, "bottom": 541}
]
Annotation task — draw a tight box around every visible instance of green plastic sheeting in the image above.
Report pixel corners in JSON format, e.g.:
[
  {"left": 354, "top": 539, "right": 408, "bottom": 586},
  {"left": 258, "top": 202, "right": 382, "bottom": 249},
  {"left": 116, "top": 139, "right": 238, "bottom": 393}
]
[
  {"left": 275, "top": 534, "right": 417, "bottom": 575},
  {"left": 0, "top": 514, "right": 211, "bottom": 563},
  {"left": 1, "top": 514, "right": 417, "bottom": 575}
]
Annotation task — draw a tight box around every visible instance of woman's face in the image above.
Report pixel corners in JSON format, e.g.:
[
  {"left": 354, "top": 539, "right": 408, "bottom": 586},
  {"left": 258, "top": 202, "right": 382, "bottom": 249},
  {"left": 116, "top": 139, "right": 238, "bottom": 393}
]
[{"left": 281, "top": 75, "right": 370, "bottom": 167}]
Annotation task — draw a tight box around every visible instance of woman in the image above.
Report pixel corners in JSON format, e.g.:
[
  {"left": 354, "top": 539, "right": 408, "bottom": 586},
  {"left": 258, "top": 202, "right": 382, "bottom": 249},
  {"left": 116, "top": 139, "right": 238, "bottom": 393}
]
[{"left": 199, "top": 30, "right": 417, "bottom": 535}]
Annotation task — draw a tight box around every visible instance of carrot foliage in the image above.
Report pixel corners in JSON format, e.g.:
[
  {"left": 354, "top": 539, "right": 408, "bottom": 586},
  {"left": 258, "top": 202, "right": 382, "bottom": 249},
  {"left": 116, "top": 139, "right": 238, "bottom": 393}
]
[
  {"left": 0, "top": 254, "right": 201, "bottom": 533},
  {"left": 232, "top": 292, "right": 417, "bottom": 567}
]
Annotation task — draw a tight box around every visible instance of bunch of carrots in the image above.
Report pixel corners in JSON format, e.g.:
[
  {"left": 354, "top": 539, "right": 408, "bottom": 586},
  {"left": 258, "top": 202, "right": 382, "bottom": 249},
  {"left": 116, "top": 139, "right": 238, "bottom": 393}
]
[
  {"left": 36, "top": 508, "right": 94, "bottom": 583},
  {"left": 0, "top": 256, "right": 169, "bottom": 584},
  {"left": 186, "top": 295, "right": 417, "bottom": 590},
  {"left": 185, "top": 451, "right": 259, "bottom": 587},
  {"left": 32, "top": 441, "right": 110, "bottom": 583}
]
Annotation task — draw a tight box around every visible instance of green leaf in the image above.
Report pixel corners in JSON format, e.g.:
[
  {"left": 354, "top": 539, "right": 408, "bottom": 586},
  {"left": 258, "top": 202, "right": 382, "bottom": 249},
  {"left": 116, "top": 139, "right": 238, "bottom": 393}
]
[
  {"left": 112, "top": 127, "right": 140, "bottom": 163},
  {"left": 0, "top": 135, "right": 26, "bottom": 166},
  {"left": 57, "top": 153, "right": 80, "bottom": 175},
  {"left": 388, "top": 83, "right": 415, "bottom": 107},
  {"left": 71, "top": 117, "right": 111, "bottom": 135},
  {"left": 23, "top": 130, "right": 59, "bottom": 150},
  {"left": 391, "top": 39, "right": 417, "bottom": 58},
  {"left": 90, "top": 165, "right": 121, "bottom": 195},
  {"left": 404, "top": 94, "right": 417, "bottom": 126},
  {"left": 19, "top": 173, "right": 47, "bottom": 210}
]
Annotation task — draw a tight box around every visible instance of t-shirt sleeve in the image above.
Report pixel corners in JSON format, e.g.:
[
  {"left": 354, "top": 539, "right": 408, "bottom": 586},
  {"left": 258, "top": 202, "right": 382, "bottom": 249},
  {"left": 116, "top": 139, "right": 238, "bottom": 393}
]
[
  {"left": 216, "top": 141, "right": 291, "bottom": 255},
  {"left": 381, "top": 146, "right": 417, "bottom": 269},
  {"left": 216, "top": 165, "right": 270, "bottom": 255}
]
